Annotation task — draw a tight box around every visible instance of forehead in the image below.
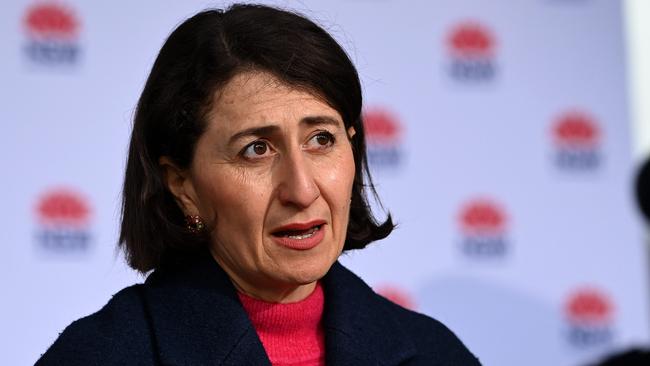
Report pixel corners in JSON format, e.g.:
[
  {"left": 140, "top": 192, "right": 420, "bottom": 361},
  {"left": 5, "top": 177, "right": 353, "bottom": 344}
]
[{"left": 206, "top": 71, "right": 341, "bottom": 134}]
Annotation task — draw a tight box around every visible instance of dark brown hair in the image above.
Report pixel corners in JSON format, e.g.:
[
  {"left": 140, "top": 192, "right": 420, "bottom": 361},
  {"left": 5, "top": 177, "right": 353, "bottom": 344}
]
[{"left": 119, "top": 3, "right": 394, "bottom": 272}]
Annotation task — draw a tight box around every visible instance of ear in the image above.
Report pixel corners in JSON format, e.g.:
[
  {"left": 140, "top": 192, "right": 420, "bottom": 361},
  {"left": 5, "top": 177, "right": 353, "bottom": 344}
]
[
  {"left": 347, "top": 126, "right": 356, "bottom": 139},
  {"left": 159, "top": 156, "right": 201, "bottom": 215}
]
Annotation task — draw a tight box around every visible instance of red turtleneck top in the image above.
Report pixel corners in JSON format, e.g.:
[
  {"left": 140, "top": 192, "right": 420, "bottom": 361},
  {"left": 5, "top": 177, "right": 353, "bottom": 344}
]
[{"left": 237, "top": 282, "right": 326, "bottom": 366}]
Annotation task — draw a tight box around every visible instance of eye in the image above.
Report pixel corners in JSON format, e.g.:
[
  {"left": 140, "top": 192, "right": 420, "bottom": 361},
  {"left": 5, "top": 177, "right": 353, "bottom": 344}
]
[
  {"left": 305, "top": 131, "right": 336, "bottom": 150},
  {"left": 241, "top": 140, "right": 273, "bottom": 159}
]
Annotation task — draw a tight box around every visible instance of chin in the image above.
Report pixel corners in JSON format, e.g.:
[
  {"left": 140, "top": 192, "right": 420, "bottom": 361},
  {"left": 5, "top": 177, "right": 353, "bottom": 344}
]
[{"left": 273, "top": 251, "right": 338, "bottom": 285}]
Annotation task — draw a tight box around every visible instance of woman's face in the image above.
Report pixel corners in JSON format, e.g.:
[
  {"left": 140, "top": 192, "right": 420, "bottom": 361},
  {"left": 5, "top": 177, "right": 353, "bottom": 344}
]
[{"left": 174, "top": 71, "right": 355, "bottom": 301}]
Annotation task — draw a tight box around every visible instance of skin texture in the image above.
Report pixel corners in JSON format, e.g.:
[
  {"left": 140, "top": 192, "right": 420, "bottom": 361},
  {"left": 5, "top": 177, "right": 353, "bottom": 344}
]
[{"left": 161, "top": 71, "right": 356, "bottom": 303}]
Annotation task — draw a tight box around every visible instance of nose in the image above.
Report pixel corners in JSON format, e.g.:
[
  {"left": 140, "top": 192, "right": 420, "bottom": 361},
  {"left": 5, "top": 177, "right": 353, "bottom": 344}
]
[{"left": 276, "top": 151, "right": 320, "bottom": 208}]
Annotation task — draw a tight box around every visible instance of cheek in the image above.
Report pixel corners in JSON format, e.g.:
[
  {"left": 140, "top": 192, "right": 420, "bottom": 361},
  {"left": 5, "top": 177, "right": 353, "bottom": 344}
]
[
  {"left": 195, "top": 166, "right": 272, "bottom": 233},
  {"left": 333, "top": 148, "right": 356, "bottom": 195},
  {"left": 319, "top": 148, "right": 356, "bottom": 211}
]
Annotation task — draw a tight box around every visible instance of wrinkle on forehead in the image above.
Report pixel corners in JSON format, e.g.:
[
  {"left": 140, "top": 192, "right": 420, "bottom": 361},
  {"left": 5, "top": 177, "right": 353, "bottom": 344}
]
[{"left": 205, "top": 71, "right": 340, "bottom": 137}]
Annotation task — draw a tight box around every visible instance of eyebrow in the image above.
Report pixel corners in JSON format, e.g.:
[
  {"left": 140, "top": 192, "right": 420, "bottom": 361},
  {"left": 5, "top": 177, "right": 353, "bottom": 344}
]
[
  {"left": 228, "top": 115, "right": 342, "bottom": 145},
  {"left": 301, "top": 115, "right": 341, "bottom": 128}
]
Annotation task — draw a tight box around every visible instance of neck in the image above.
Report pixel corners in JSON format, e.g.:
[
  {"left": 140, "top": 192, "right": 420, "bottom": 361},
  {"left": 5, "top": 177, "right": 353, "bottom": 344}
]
[{"left": 232, "top": 278, "right": 317, "bottom": 303}]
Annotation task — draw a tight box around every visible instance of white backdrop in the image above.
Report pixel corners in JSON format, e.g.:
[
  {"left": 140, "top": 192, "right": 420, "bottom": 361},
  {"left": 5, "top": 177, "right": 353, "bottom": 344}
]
[{"left": 2, "top": 1, "right": 649, "bottom": 365}]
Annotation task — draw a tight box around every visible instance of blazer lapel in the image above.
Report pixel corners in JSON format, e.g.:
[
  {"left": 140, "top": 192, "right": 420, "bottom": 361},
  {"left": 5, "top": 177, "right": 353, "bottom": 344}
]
[
  {"left": 322, "top": 262, "right": 417, "bottom": 366},
  {"left": 142, "top": 254, "right": 270, "bottom": 366}
]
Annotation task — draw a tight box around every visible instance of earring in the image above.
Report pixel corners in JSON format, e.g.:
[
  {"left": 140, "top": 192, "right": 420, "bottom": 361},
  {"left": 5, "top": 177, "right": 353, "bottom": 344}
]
[{"left": 185, "top": 214, "right": 205, "bottom": 233}]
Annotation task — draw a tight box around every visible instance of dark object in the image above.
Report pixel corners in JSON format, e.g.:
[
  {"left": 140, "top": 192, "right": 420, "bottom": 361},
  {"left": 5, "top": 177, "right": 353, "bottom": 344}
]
[
  {"left": 36, "top": 254, "right": 481, "bottom": 365},
  {"left": 591, "top": 348, "right": 650, "bottom": 366},
  {"left": 120, "top": 4, "right": 394, "bottom": 273},
  {"left": 637, "top": 157, "right": 650, "bottom": 223}
]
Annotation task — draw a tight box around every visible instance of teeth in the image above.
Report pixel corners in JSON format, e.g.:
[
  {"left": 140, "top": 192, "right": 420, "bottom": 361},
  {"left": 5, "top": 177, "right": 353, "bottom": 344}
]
[{"left": 286, "top": 226, "right": 318, "bottom": 239}]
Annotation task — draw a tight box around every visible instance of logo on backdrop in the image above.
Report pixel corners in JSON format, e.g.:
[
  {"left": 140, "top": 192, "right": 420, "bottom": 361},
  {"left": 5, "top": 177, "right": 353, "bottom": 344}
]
[
  {"left": 551, "top": 110, "right": 601, "bottom": 171},
  {"left": 363, "top": 107, "right": 403, "bottom": 170},
  {"left": 375, "top": 285, "right": 416, "bottom": 310},
  {"left": 458, "top": 198, "right": 508, "bottom": 258},
  {"left": 35, "top": 188, "right": 92, "bottom": 253},
  {"left": 22, "top": 2, "right": 81, "bottom": 65},
  {"left": 564, "top": 288, "right": 614, "bottom": 347},
  {"left": 446, "top": 21, "right": 497, "bottom": 82}
]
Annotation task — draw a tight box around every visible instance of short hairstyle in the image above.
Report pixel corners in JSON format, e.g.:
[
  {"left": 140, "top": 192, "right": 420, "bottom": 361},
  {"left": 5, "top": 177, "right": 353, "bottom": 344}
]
[{"left": 119, "top": 3, "right": 394, "bottom": 273}]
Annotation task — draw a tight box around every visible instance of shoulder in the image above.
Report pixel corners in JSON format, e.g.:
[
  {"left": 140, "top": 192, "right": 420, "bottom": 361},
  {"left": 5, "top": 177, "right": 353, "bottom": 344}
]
[
  {"left": 324, "top": 262, "right": 481, "bottom": 365},
  {"left": 376, "top": 294, "right": 481, "bottom": 365},
  {"left": 36, "top": 284, "right": 155, "bottom": 366}
]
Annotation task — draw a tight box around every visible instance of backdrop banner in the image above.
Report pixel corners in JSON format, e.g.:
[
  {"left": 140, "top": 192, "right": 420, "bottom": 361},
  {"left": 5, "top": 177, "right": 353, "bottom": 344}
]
[{"left": 2, "top": 1, "right": 648, "bottom": 365}]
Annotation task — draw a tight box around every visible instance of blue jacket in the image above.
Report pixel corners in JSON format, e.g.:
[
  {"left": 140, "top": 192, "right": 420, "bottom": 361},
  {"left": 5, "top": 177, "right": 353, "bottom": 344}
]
[{"left": 36, "top": 254, "right": 480, "bottom": 365}]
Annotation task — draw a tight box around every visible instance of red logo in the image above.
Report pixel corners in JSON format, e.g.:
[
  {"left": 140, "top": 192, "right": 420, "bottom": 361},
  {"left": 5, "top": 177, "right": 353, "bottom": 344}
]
[
  {"left": 36, "top": 188, "right": 90, "bottom": 227},
  {"left": 564, "top": 288, "right": 614, "bottom": 347},
  {"left": 363, "top": 108, "right": 402, "bottom": 144},
  {"left": 448, "top": 22, "right": 495, "bottom": 58},
  {"left": 552, "top": 111, "right": 600, "bottom": 148},
  {"left": 565, "top": 289, "right": 613, "bottom": 325},
  {"left": 362, "top": 107, "right": 403, "bottom": 169},
  {"left": 34, "top": 187, "right": 92, "bottom": 253},
  {"left": 376, "top": 285, "right": 416, "bottom": 310},
  {"left": 22, "top": 2, "right": 81, "bottom": 65},
  {"left": 459, "top": 199, "right": 507, "bottom": 235},
  {"left": 458, "top": 198, "right": 508, "bottom": 258},
  {"left": 23, "top": 3, "right": 79, "bottom": 39},
  {"left": 446, "top": 21, "right": 497, "bottom": 81},
  {"left": 551, "top": 110, "right": 601, "bottom": 170}
]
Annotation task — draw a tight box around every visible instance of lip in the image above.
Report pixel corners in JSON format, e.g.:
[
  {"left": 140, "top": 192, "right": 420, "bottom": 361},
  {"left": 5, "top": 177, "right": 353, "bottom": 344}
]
[
  {"left": 270, "top": 220, "right": 326, "bottom": 250},
  {"left": 271, "top": 220, "right": 327, "bottom": 233}
]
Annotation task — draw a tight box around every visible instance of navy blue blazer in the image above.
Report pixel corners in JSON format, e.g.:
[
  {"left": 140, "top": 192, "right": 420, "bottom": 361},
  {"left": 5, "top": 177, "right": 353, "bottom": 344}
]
[{"left": 37, "top": 255, "right": 480, "bottom": 365}]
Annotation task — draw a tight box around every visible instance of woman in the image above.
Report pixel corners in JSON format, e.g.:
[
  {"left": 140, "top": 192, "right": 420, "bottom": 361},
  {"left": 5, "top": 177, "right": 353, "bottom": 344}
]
[{"left": 37, "top": 4, "right": 480, "bottom": 365}]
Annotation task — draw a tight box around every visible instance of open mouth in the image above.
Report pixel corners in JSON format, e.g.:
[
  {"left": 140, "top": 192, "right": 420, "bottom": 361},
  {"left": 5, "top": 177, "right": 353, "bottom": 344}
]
[{"left": 272, "top": 224, "right": 324, "bottom": 240}]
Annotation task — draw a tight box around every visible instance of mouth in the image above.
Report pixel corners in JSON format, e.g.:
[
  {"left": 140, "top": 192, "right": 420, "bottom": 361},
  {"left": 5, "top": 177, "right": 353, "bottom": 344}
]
[
  {"left": 272, "top": 224, "right": 324, "bottom": 239},
  {"left": 270, "top": 220, "right": 326, "bottom": 250}
]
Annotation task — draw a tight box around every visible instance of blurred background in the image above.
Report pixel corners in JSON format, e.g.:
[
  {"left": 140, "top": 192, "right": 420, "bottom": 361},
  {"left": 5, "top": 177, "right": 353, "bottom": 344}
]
[{"left": 2, "top": 0, "right": 650, "bottom": 365}]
